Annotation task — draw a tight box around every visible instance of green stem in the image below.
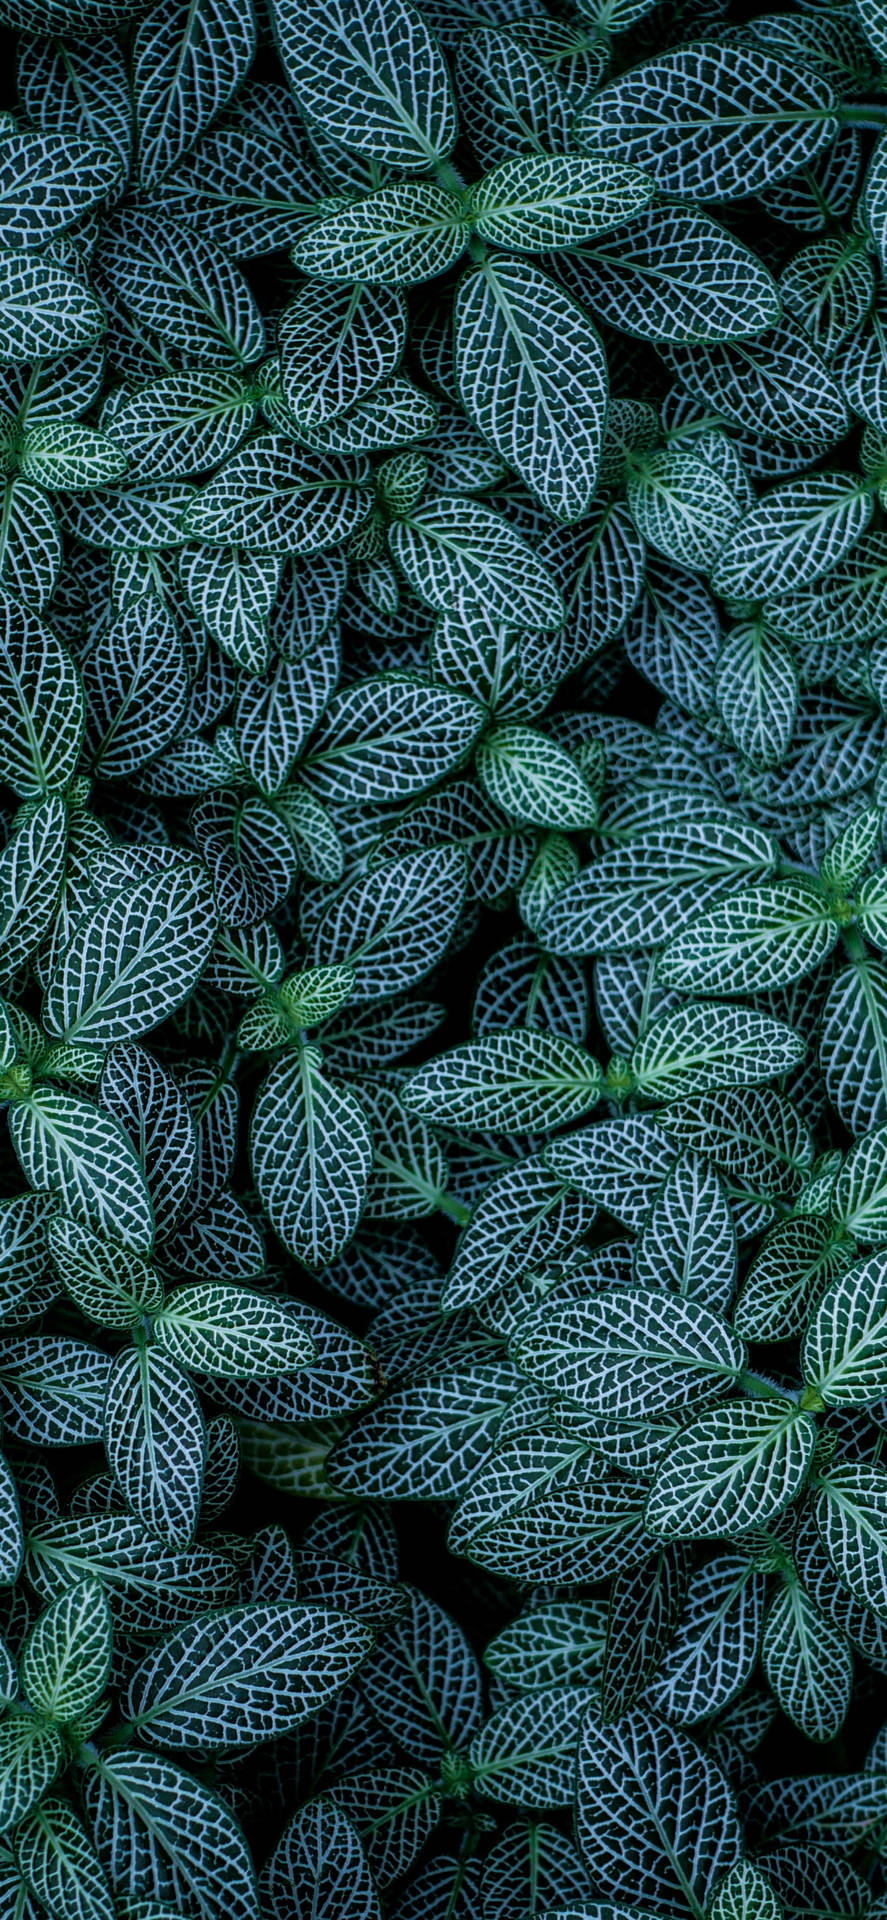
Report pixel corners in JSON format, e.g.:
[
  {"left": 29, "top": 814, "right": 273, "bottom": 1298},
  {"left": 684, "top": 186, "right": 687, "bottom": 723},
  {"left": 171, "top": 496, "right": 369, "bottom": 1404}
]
[
  {"left": 436, "top": 1190, "right": 471, "bottom": 1227},
  {"left": 836, "top": 103, "right": 887, "bottom": 129}
]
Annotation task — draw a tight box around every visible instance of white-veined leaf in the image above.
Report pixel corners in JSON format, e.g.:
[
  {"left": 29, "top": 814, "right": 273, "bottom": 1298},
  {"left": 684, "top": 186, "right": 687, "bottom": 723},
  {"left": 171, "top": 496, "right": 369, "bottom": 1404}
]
[
  {"left": 813, "top": 1462, "right": 887, "bottom": 1623},
  {"left": 658, "top": 882, "right": 839, "bottom": 997},
  {"left": 574, "top": 1707, "right": 743, "bottom": 1912},
  {"left": 404, "top": 1030, "right": 601, "bottom": 1134},
  {"left": 311, "top": 847, "right": 468, "bottom": 1002},
  {"left": 511, "top": 1288, "right": 745, "bottom": 1420},
  {"left": 645, "top": 1401, "right": 818, "bottom": 1540},
  {"left": 153, "top": 1282, "right": 315, "bottom": 1378},
  {"left": 45, "top": 860, "right": 218, "bottom": 1047},
  {"left": 631, "top": 1002, "right": 805, "bottom": 1101},
  {"left": 250, "top": 1045, "right": 373, "bottom": 1268},
  {"left": 0, "top": 590, "right": 84, "bottom": 797},
  {"left": 84, "top": 1748, "right": 260, "bottom": 1920},
  {"left": 291, "top": 183, "right": 469, "bottom": 287},
  {"left": 574, "top": 41, "right": 837, "bottom": 202},
  {"left": 563, "top": 205, "right": 781, "bottom": 344},
  {"left": 183, "top": 435, "right": 372, "bottom": 554},
  {"left": 762, "top": 1583, "right": 852, "bottom": 1743},
  {"left": 134, "top": 0, "right": 256, "bottom": 188},
  {"left": 104, "top": 1347, "right": 205, "bottom": 1548},
  {"left": 389, "top": 495, "right": 565, "bottom": 628},
  {"left": 467, "top": 153, "right": 654, "bottom": 251},
  {"left": 803, "top": 1247, "right": 887, "bottom": 1406},
  {"left": 20, "top": 1578, "right": 112, "bottom": 1722},
  {"left": 9, "top": 1090, "right": 154, "bottom": 1251},
  {"left": 270, "top": 0, "right": 456, "bottom": 171},
  {"left": 454, "top": 259, "right": 608, "bottom": 525}
]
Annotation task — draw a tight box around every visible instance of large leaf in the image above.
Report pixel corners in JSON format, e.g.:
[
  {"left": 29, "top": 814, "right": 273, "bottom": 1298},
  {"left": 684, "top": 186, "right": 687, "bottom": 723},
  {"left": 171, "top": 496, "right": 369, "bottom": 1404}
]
[
  {"left": 574, "top": 41, "right": 837, "bottom": 201},
  {"left": 270, "top": 0, "right": 456, "bottom": 170},
  {"left": 575, "top": 1707, "right": 743, "bottom": 1914},
  {"left": 134, "top": 0, "right": 257, "bottom": 188},
  {"left": 454, "top": 258, "right": 608, "bottom": 524},
  {"left": 125, "top": 1601, "right": 373, "bottom": 1754},
  {"left": 403, "top": 1031, "right": 601, "bottom": 1134},
  {"left": 84, "top": 1748, "right": 260, "bottom": 1920},
  {"left": 104, "top": 1346, "right": 205, "bottom": 1547},
  {"left": 9, "top": 1090, "right": 155, "bottom": 1252},
  {"left": 563, "top": 206, "right": 781, "bottom": 344},
  {"left": 250, "top": 1045, "right": 373, "bottom": 1268},
  {"left": 44, "top": 859, "right": 218, "bottom": 1047},
  {"left": 645, "top": 1401, "right": 818, "bottom": 1540},
  {"left": 0, "top": 590, "right": 84, "bottom": 797},
  {"left": 389, "top": 495, "right": 565, "bottom": 628},
  {"left": 511, "top": 1288, "right": 745, "bottom": 1421}
]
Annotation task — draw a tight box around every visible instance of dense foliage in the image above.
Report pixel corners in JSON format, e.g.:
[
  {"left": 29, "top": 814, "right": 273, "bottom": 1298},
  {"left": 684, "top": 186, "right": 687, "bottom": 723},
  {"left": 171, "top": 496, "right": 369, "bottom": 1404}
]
[{"left": 5, "top": 0, "right": 887, "bottom": 1913}]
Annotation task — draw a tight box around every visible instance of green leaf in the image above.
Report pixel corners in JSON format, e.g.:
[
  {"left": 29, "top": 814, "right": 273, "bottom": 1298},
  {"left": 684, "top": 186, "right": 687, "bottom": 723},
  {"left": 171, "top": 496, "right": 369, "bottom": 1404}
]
[
  {"left": 538, "top": 816, "right": 777, "bottom": 956},
  {"left": 467, "top": 154, "right": 654, "bottom": 251},
  {"left": 404, "top": 1031, "right": 601, "bottom": 1134},
  {"left": 633, "top": 1151, "right": 736, "bottom": 1311},
  {"left": 626, "top": 449, "right": 743, "bottom": 572},
  {"left": 270, "top": 0, "right": 456, "bottom": 170},
  {"left": 574, "top": 1707, "right": 743, "bottom": 1911},
  {"left": 250, "top": 1045, "right": 373, "bottom": 1268},
  {"left": 469, "top": 1684, "right": 599, "bottom": 1809},
  {"left": 125, "top": 1601, "right": 373, "bottom": 1754},
  {"left": 574, "top": 41, "right": 838, "bottom": 201},
  {"left": 645, "top": 1401, "right": 818, "bottom": 1540},
  {"left": 153, "top": 1282, "right": 316, "bottom": 1378},
  {"left": 762, "top": 1583, "right": 852, "bottom": 1743},
  {"left": 0, "top": 589, "right": 84, "bottom": 797},
  {"left": 85, "top": 1748, "right": 259, "bottom": 1920},
  {"left": 483, "top": 1599, "right": 607, "bottom": 1694},
  {"left": 714, "top": 622, "right": 799, "bottom": 770},
  {"left": 711, "top": 473, "right": 873, "bottom": 600},
  {"left": 708, "top": 1861, "right": 783, "bottom": 1920},
  {"left": 133, "top": 0, "right": 256, "bottom": 189},
  {"left": 803, "top": 1249, "right": 887, "bottom": 1407},
  {"left": 45, "top": 860, "right": 219, "bottom": 1047},
  {"left": 630, "top": 1002, "right": 805, "bottom": 1102},
  {"left": 0, "top": 130, "right": 122, "bottom": 246},
  {"left": 511, "top": 1288, "right": 745, "bottom": 1420},
  {"left": 20, "top": 1579, "right": 112, "bottom": 1722},
  {"left": 14, "top": 1797, "right": 115, "bottom": 1920},
  {"left": 834, "top": 1124, "right": 887, "bottom": 1241},
  {"left": 658, "top": 882, "right": 839, "bottom": 997},
  {"left": 563, "top": 206, "right": 782, "bottom": 344},
  {"left": 453, "top": 259, "right": 608, "bottom": 524},
  {"left": 0, "top": 250, "right": 105, "bottom": 361},
  {"left": 183, "top": 436, "right": 373, "bottom": 554},
  {"left": 0, "top": 1712, "right": 65, "bottom": 1839},
  {"left": 104, "top": 1347, "right": 205, "bottom": 1548},
  {"left": 475, "top": 725, "right": 598, "bottom": 830},
  {"left": 302, "top": 678, "right": 485, "bottom": 807},
  {"left": 10, "top": 1089, "right": 155, "bottom": 1251},
  {"left": 292, "top": 183, "right": 469, "bottom": 287},
  {"left": 820, "top": 959, "right": 887, "bottom": 1134},
  {"left": 312, "top": 848, "right": 469, "bottom": 1002},
  {"left": 82, "top": 595, "right": 190, "bottom": 780},
  {"left": 813, "top": 1462, "right": 887, "bottom": 1622},
  {"left": 0, "top": 797, "right": 68, "bottom": 991},
  {"left": 279, "top": 282, "right": 407, "bottom": 432},
  {"left": 389, "top": 494, "right": 565, "bottom": 628}
]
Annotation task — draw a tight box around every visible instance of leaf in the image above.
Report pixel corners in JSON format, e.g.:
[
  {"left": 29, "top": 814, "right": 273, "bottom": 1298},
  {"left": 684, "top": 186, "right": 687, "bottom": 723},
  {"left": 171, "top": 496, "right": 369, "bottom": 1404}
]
[
  {"left": 301, "top": 678, "right": 485, "bottom": 807},
  {"left": 0, "top": 1712, "right": 65, "bottom": 1839},
  {"left": 357, "top": 1588, "right": 481, "bottom": 1765},
  {"left": 82, "top": 595, "right": 190, "bottom": 780},
  {"left": 27, "top": 1513, "right": 236, "bottom": 1638},
  {"left": 647, "top": 1554, "right": 765, "bottom": 1728},
  {"left": 802, "top": 1248, "right": 887, "bottom": 1406},
  {"left": 184, "top": 435, "right": 372, "bottom": 554},
  {"left": 546, "top": 1114, "right": 675, "bottom": 1230},
  {"left": 631, "top": 1003, "right": 805, "bottom": 1102},
  {"left": 101, "top": 1043, "right": 197, "bottom": 1241},
  {"left": 711, "top": 474, "right": 873, "bottom": 600},
  {"left": 658, "top": 883, "right": 839, "bottom": 997},
  {"left": 469, "top": 1685, "right": 599, "bottom": 1809},
  {"left": 9, "top": 1089, "right": 155, "bottom": 1252},
  {"left": 104, "top": 1347, "right": 205, "bottom": 1548},
  {"left": 96, "top": 212, "right": 265, "bottom": 367},
  {"left": 0, "top": 797, "right": 68, "bottom": 991},
  {"left": 327, "top": 1363, "right": 520, "bottom": 1501},
  {"left": 820, "top": 959, "right": 887, "bottom": 1134},
  {"left": 0, "top": 250, "right": 105, "bottom": 361},
  {"left": 467, "top": 154, "right": 654, "bottom": 251},
  {"left": 279, "top": 282, "right": 407, "bottom": 431},
  {"left": 14, "top": 1796, "right": 115, "bottom": 1920},
  {"left": 563, "top": 205, "right": 781, "bottom": 344},
  {"left": 85, "top": 1748, "right": 260, "bottom": 1920},
  {"left": 574, "top": 41, "right": 837, "bottom": 201},
  {"left": 633, "top": 1151, "right": 736, "bottom": 1312},
  {"left": 270, "top": 0, "right": 456, "bottom": 171},
  {"left": 475, "top": 725, "right": 598, "bottom": 830},
  {"left": 389, "top": 495, "right": 565, "bottom": 628},
  {"left": 20, "top": 1579, "right": 112, "bottom": 1722},
  {"left": 250, "top": 1045, "right": 373, "bottom": 1268},
  {"left": 404, "top": 1031, "right": 601, "bottom": 1134},
  {"left": 441, "top": 1154, "right": 597, "bottom": 1311},
  {"left": 153, "top": 1282, "right": 316, "bottom": 1378},
  {"left": 626, "top": 449, "right": 743, "bottom": 572},
  {"left": 813, "top": 1462, "right": 887, "bottom": 1621},
  {"left": 714, "top": 623, "right": 799, "bottom": 771},
  {"left": 0, "top": 589, "right": 84, "bottom": 797},
  {"left": 125, "top": 1601, "right": 372, "bottom": 1754},
  {"left": 574, "top": 1707, "right": 743, "bottom": 1913},
  {"left": 292, "top": 183, "right": 469, "bottom": 287},
  {"left": 45, "top": 859, "right": 218, "bottom": 1048},
  {"left": 484, "top": 1599, "right": 607, "bottom": 1694},
  {"left": 512, "top": 1288, "right": 745, "bottom": 1420},
  {"left": 645, "top": 1401, "right": 818, "bottom": 1540},
  {"left": 262, "top": 1799, "right": 381, "bottom": 1920},
  {"left": 708, "top": 1862, "right": 783, "bottom": 1920},
  {"left": 538, "top": 816, "right": 777, "bottom": 956},
  {"left": 453, "top": 259, "right": 608, "bottom": 524},
  {"left": 134, "top": 0, "right": 257, "bottom": 188},
  {"left": 311, "top": 848, "right": 468, "bottom": 1002},
  {"left": 762, "top": 1583, "right": 852, "bottom": 1743}
]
